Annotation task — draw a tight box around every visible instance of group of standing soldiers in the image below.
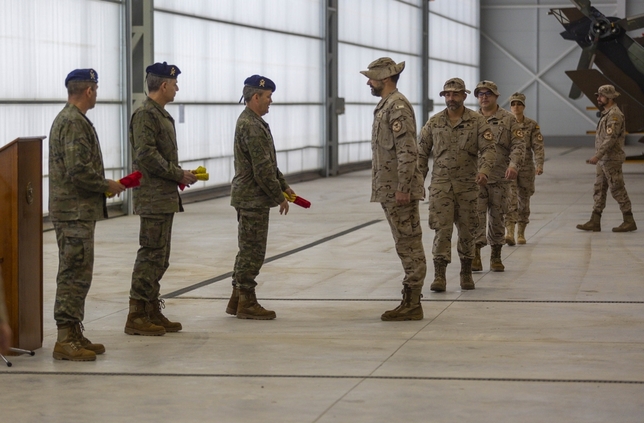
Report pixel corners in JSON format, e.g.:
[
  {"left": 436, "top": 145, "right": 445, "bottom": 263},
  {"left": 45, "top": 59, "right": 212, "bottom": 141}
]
[
  {"left": 363, "top": 56, "right": 636, "bottom": 322},
  {"left": 40, "top": 56, "right": 637, "bottom": 362}
]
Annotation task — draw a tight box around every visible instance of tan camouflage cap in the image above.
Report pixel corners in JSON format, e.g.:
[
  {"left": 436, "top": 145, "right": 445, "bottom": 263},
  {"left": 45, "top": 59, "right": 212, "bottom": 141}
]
[
  {"left": 474, "top": 80, "right": 500, "bottom": 97},
  {"left": 595, "top": 85, "right": 620, "bottom": 99},
  {"left": 360, "top": 57, "right": 405, "bottom": 80},
  {"left": 439, "top": 78, "right": 471, "bottom": 96},
  {"left": 509, "top": 92, "right": 526, "bottom": 106}
]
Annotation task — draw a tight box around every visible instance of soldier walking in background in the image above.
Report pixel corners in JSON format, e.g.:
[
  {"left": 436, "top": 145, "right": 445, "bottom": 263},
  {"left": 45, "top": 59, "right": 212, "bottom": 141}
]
[
  {"left": 49, "top": 69, "right": 126, "bottom": 361},
  {"left": 226, "top": 75, "right": 294, "bottom": 320},
  {"left": 505, "top": 92, "right": 545, "bottom": 245},
  {"left": 418, "top": 78, "right": 496, "bottom": 292},
  {"left": 361, "top": 58, "right": 427, "bottom": 320},
  {"left": 125, "top": 62, "right": 198, "bottom": 336},
  {"left": 474, "top": 81, "right": 525, "bottom": 272},
  {"left": 577, "top": 85, "right": 637, "bottom": 233}
]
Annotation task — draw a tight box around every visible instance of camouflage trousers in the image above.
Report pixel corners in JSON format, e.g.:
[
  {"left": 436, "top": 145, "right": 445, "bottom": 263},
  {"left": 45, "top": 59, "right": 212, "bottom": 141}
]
[
  {"left": 233, "top": 207, "right": 270, "bottom": 290},
  {"left": 381, "top": 201, "right": 426, "bottom": 289},
  {"left": 428, "top": 185, "right": 479, "bottom": 262},
  {"left": 475, "top": 182, "right": 509, "bottom": 246},
  {"left": 52, "top": 220, "right": 96, "bottom": 326},
  {"left": 593, "top": 161, "right": 632, "bottom": 214},
  {"left": 506, "top": 166, "right": 536, "bottom": 225},
  {"left": 130, "top": 214, "right": 174, "bottom": 301}
]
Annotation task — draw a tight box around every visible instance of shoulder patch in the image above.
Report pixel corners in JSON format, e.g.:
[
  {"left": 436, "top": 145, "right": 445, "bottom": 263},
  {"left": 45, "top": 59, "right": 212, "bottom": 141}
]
[
  {"left": 606, "top": 127, "right": 613, "bottom": 135},
  {"left": 395, "top": 104, "right": 405, "bottom": 109},
  {"left": 392, "top": 120, "right": 402, "bottom": 132},
  {"left": 514, "top": 129, "right": 524, "bottom": 138},
  {"left": 483, "top": 131, "right": 493, "bottom": 141},
  {"left": 537, "top": 134, "right": 543, "bottom": 141},
  {"left": 535, "top": 125, "right": 540, "bottom": 129}
]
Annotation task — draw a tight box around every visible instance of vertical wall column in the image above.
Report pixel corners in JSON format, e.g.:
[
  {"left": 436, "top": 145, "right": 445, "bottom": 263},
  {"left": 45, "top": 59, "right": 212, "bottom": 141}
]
[
  {"left": 325, "top": 0, "right": 343, "bottom": 177},
  {"left": 421, "top": 0, "right": 431, "bottom": 125},
  {"left": 125, "top": 0, "right": 154, "bottom": 214}
]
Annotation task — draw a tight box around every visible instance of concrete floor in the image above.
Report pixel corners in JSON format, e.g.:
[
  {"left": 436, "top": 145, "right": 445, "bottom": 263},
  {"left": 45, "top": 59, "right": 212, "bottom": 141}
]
[{"left": 1, "top": 146, "right": 643, "bottom": 422}]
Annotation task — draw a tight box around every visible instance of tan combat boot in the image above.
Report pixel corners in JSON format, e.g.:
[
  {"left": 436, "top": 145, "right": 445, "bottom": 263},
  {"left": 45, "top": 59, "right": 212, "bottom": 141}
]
[
  {"left": 237, "top": 288, "right": 276, "bottom": 320},
  {"left": 72, "top": 322, "right": 105, "bottom": 355},
  {"left": 381, "top": 286, "right": 423, "bottom": 321},
  {"left": 490, "top": 244, "right": 505, "bottom": 272},
  {"left": 460, "top": 258, "right": 475, "bottom": 290},
  {"left": 505, "top": 222, "right": 516, "bottom": 246},
  {"left": 124, "top": 299, "right": 166, "bottom": 336},
  {"left": 576, "top": 211, "right": 601, "bottom": 232},
  {"left": 612, "top": 212, "right": 637, "bottom": 232},
  {"left": 472, "top": 245, "right": 483, "bottom": 271},
  {"left": 226, "top": 287, "right": 239, "bottom": 315},
  {"left": 430, "top": 259, "right": 448, "bottom": 292},
  {"left": 52, "top": 325, "right": 96, "bottom": 361},
  {"left": 517, "top": 223, "right": 527, "bottom": 244},
  {"left": 148, "top": 299, "right": 182, "bottom": 332}
]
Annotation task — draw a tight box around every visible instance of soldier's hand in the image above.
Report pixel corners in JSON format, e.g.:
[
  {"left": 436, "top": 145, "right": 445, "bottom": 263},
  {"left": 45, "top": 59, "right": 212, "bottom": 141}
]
[
  {"left": 587, "top": 156, "right": 599, "bottom": 165},
  {"left": 0, "top": 322, "right": 12, "bottom": 355},
  {"left": 505, "top": 167, "right": 518, "bottom": 180},
  {"left": 279, "top": 199, "right": 289, "bottom": 215},
  {"left": 475, "top": 173, "right": 488, "bottom": 187},
  {"left": 180, "top": 170, "right": 198, "bottom": 185},
  {"left": 395, "top": 191, "right": 410, "bottom": 205},
  {"left": 536, "top": 167, "right": 543, "bottom": 175},
  {"left": 106, "top": 179, "right": 126, "bottom": 197}
]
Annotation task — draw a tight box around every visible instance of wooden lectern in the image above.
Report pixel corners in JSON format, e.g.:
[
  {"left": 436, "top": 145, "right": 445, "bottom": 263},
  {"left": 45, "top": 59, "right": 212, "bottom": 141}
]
[{"left": 0, "top": 137, "right": 44, "bottom": 351}]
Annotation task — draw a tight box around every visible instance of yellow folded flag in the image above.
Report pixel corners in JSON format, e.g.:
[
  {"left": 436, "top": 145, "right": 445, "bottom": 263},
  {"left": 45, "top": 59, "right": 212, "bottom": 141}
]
[
  {"left": 195, "top": 173, "right": 209, "bottom": 181},
  {"left": 192, "top": 166, "right": 207, "bottom": 175}
]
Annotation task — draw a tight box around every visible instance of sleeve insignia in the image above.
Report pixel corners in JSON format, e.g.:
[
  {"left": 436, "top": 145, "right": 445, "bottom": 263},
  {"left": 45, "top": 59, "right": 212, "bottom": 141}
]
[
  {"left": 483, "top": 131, "right": 493, "bottom": 141},
  {"left": 537, "top": 134, "right": 543, "bottom": 141},
  {"left": 606, "top": 127, "right": 613, "bottom": 135},
  {"left": 535, "top": 125, "right": 540, "bottom": 129},
  {"left": 392, "top": 120, "right": 402, "bottom": 132},
  {"left": 514, "top": 129, "right": 524, "bottom": 138}
]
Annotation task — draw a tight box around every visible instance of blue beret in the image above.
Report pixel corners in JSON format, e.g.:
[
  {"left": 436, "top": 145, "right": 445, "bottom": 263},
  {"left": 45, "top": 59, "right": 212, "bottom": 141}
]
[
  {"left": 244, "top": 75, "right": 276, "bottom": 92},
  {"left": 146, "top": 62, "right": 181, "bottom": 79},
  {"left": 65, "top": 68, "right": 98, "bottom": 87}
]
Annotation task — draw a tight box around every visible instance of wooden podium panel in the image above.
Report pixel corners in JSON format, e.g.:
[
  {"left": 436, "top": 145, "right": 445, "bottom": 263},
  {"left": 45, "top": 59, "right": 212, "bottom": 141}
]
[{"left": 0, "top": 137, "right": 44, "bottom": 351}]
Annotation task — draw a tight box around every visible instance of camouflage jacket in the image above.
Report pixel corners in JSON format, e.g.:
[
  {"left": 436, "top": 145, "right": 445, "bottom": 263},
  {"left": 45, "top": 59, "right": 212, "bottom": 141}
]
[
  {"left": 595, "top": 103, "right": 625, "bottom": 163},
  {"left": 48, "top": 103, "right": 109, "bottom": 221},
  {"left": 230, "top": 107, "right": 289, "bottom": 208},
  {"left": 370, "top": 89, "right": 425, "bottom": 203},
  {"left": 517, "top": 116, "right": 545, "bottom": 169},
  {"left": 130, "top": 97, "right": 185, "bottom": 215},
  {"left": 478, "top": 106, "right": 525, "bottom": 184},
  {"left": 418, "top": 107, "right": 496, "bottom": 194}
]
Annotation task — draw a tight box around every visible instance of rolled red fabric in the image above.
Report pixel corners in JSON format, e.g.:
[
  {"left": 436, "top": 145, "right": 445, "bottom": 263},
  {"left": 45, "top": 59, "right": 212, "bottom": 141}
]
[
  {"left": 293, "top": 196, "right": 311, "bottom": 208},
  {"left": 119, "top": 170, "right": 142, "bottom": 188}
]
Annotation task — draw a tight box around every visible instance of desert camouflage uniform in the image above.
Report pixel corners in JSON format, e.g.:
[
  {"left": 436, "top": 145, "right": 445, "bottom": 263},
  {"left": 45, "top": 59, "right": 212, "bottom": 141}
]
[
  {"left": 475, "top": 107, "right": 525, "bottom": 247},
  {"left": 371, "top": 89, "right": 426, "bottom": 289},
  {"left": 231, "top": 107, "right": 289, "bottom": 290},
  {"left": 49, "top": 103, "right": 110, "bottom": 325},
  {"left": 130, "top": 97, "right": 185, "bottom": 301},
  {"left": 418, "top": 107, "right": 496, "bottom": 262},
  {"left": 592, "top": 103, "right": 632, "bottom": 214},
  {"left": 506, "top": 117, "right": 544, "bottom": 225}
]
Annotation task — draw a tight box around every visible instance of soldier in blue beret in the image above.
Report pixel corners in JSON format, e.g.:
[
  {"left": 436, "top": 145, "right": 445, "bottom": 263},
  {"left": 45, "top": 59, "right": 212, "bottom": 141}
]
[
  {"left": 226, "top": 74, "right": 293, "bottom": 320},
  {"left": 125, "top": 62, "right": 197, "bottom": 336},
  {"left": 49, "top": 68, "right": 126, "bottom": 361}
]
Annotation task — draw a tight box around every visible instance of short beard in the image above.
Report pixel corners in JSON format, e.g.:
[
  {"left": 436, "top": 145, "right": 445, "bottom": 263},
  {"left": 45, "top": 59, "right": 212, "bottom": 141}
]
[
  {"left": 446, "top": 101, "right": 462, "bottom": 111},
  {"left": 370, "top": 86, "right": 382, "bottom": 97}
]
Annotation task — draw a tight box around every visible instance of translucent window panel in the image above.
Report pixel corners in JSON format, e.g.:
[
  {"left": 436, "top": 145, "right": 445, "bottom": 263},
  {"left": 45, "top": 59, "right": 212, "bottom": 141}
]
[
  {"left": 1, "top": 0, "right": 123, "bottom": 101},
  {"left": 154, "top": 13, "right": 324, "bottom": 104},
  {"left": 165, "top": 104, "right": 324, "bottom": 183},
  {"left": 429, "top": 0, "right": 479, "bottom": 26},
  {"left": 339, "top": 0, "right": 421, "bottom": 54},
  {"left": 429, "top": 15, "right": 479, "bottom": 65},
  {"left": 340, "top": 44, "right": 422, "bottom": 104},
  {"left": 154, "top": 0, "right": 324, "bottom": 38}
]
